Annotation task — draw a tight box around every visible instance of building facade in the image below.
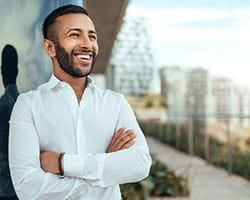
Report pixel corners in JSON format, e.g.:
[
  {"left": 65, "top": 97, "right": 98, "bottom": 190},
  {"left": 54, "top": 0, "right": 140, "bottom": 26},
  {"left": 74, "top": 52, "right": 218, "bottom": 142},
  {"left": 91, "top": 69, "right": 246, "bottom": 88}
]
[
  {"left": 107, "top": 16, "right": 154, "bottom": 97},
  {"left": 161, "top": 66, "right": 250, "bottom": 127}
]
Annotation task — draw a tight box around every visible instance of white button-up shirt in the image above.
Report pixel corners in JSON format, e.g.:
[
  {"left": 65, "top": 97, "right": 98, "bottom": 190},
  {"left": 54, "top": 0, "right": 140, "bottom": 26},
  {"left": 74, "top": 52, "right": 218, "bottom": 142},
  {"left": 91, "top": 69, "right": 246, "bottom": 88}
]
[{"left": 9, "top": 75, "right": 151, "bottom": 200}]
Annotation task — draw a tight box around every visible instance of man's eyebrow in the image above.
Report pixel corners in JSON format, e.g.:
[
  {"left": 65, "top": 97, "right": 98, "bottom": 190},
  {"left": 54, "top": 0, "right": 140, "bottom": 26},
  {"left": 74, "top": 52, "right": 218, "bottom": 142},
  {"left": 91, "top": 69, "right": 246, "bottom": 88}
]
[
  {"left": 88, "top": 30, "right": 97, "bottom": 35},
  {"left": 66, "top": 28, "right": 82, "bottom": 34},
  {"left": 66, "top": 28, "right": 97, "bottom": 35}
]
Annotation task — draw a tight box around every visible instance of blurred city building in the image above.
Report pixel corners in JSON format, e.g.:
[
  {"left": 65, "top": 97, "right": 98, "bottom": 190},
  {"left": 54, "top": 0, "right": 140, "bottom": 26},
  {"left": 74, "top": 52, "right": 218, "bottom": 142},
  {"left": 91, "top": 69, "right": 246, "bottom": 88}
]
[
  {"left": 231, "top": 85, "right": 250, "bottom": 128},
  {"left": 160, "top": 66, "right": 208, "bottom": 121},
  {"left": 107, "top": 16, "right": 154, "bottom": 97},
  {"left": 210, "top": 79, "right": 250, "bottom": 127},
  {"left": 185, "top": 68, "right": 208, "bottom": 118},
  {"left": 160, "top": 66, "right": 250, "bottom": 128},
  {"left": 160, "top": 66, "right": 186, "bottom": 121},
  {"left": 211, "top": 78, "right": 232, "bottom": 120}
]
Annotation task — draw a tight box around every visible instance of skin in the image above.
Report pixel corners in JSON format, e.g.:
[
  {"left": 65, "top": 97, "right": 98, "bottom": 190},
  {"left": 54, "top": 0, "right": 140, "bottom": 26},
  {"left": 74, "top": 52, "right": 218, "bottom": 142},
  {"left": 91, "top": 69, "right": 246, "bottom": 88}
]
[{"left": 40, "top": 13, "right": 136, "bottom": 175}]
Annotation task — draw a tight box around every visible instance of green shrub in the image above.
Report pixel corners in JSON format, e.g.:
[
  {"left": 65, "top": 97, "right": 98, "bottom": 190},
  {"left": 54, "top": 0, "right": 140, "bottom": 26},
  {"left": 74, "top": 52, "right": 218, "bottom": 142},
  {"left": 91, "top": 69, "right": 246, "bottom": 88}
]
[
  {"left": 210, "top": 137, "right": 228, "bottom": 169},
  {"left": 121, "top": 156, "right": 189, "bottom": 200},
  {"left": 232, "top": 148, "right": 250, "bottom": 179}
]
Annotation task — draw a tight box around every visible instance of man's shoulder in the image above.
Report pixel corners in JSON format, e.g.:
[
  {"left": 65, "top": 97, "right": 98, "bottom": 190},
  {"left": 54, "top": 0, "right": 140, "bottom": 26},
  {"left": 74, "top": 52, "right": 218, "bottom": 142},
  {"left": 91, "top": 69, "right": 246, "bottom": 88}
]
[
  {"left": 94, "top": 86, "right": 124, "bottom": 101},
  {"left": 16, "top": 89, "right": 40, "bottom": 104},
  {"left": 18, "top": 81, "right": 50, "bottom": 100}
]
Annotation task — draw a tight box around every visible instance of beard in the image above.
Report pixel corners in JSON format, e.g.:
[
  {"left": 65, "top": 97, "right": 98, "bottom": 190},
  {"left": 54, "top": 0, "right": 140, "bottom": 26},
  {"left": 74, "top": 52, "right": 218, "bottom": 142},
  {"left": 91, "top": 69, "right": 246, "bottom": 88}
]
[{"left": 54, "top": 42, "right": 96, "bottom": 78}]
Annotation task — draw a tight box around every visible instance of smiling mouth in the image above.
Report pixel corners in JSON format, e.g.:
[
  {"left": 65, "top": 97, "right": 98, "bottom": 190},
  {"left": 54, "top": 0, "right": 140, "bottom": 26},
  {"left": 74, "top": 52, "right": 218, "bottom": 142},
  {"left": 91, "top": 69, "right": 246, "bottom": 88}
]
[
  {"left": 76, "top": 54, "right": 92, "bottom": 60},
  {"left": 74, "top": 53, "right": 94, "bottom": 66}
]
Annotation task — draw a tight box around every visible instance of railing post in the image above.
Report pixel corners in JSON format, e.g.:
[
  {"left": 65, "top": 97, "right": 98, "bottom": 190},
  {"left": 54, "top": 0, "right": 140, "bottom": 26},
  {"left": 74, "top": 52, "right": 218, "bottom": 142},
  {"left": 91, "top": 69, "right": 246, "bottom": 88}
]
[
  {"left": 156, "top": 121, "right": 160, "bottom": 139},
  {"left": 188, "top": 117, "right": 194, "bottom": 155},
  {"left": 158, "top": 121, "right": 164, "bottom": 141},
  {"left": 226, "top": 119, "right": 233, "bottom": 173},
  {"left": 204, "top": 117, "right": 210, "bottom": 163},
  {"left": 176, "top": 121, "right": 181, "bottom": 149},
  {"left": 166, "top": 120, "right": 171, "bottom": 143}
]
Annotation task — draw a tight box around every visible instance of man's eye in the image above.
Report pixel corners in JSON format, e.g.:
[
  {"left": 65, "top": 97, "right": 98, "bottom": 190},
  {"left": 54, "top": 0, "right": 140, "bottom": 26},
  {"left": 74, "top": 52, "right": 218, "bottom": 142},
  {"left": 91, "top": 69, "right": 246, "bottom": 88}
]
[
  {"left": 89, "top": 35, "right": 97, "bottom": 40},
  {"left": 69, "top": 33, "right": 80, "bottom": 37}
]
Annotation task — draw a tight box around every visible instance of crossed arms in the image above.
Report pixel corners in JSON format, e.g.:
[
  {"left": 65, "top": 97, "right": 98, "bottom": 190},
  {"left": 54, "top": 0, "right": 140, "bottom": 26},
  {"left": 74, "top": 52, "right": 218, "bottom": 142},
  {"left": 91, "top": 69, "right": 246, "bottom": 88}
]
[
  {"left": 40, "top": 127, "right": 137, "bottom": 175},
  {"left": 9, "top": 95, "right": 152, "bottom": 200}
]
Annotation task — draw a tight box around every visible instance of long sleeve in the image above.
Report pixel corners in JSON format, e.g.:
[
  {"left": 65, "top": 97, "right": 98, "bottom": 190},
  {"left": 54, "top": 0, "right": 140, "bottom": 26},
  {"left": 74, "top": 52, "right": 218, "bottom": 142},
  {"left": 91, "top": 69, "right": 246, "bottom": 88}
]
[
  {"left": 9, "top": 96, "right": 87, "bottom": 200},
  {"left": 63, "top": 95, "right": 152, "bottom": 187},
  {"left": 102, "top": 95, "right": 152, "bottom": 185}
]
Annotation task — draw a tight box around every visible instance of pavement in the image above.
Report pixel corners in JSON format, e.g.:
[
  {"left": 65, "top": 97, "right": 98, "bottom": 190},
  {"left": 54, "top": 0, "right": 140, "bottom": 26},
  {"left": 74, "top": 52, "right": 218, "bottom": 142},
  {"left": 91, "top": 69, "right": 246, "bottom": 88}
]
[{"left": 147, "top": 136, "right": 250, "bottom": 200}]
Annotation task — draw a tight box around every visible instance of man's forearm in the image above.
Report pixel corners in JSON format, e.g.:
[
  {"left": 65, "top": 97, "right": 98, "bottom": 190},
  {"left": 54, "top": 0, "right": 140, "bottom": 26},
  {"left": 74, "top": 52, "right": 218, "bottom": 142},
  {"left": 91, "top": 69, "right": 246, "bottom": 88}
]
[
  {"left": 40, "top": 146, "right": 151, "bottom": 187},
  {"left": 95, "top": 146, "right": 151, "bottom": 187},
  {"left": 40, "top": 151, "right": 61, "bottom": 174},
  {"left": 40, "top": 127, "right": 138, "bottom": 181}
]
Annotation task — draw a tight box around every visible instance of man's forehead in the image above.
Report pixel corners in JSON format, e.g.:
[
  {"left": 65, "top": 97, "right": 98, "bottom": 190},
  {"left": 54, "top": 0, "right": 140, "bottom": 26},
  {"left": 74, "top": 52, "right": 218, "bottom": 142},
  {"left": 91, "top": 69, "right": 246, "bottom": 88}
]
[{"left": 55, "top": 13, "right": 95, "bottom": 31}]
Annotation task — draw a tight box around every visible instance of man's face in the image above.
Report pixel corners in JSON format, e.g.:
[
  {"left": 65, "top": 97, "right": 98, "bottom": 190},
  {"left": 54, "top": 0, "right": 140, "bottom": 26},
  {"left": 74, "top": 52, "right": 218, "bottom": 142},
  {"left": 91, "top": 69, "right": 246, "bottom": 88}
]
[{"left": 53, "top": 13, "right": 98, "bottom": 77}]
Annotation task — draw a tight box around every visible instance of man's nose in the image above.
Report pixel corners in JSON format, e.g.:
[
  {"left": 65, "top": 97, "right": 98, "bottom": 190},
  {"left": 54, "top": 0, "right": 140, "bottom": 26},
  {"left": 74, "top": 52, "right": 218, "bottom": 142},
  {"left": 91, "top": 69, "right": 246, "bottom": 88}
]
[{"left": 80, "top": 35, "right": 92, "bottom": 49}]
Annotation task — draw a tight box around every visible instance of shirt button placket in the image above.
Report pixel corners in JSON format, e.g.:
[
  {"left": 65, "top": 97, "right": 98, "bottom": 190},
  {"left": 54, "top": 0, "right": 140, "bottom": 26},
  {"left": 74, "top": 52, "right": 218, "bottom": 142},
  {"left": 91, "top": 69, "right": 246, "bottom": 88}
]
[{"left": 76, "top": 106, "right": 86, "bottom": 154}]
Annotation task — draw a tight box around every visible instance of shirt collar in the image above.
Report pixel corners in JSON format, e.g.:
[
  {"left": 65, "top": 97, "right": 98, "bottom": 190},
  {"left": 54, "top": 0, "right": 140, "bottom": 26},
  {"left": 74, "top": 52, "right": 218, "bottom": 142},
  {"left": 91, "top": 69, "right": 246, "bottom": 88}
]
[
  {"left": 46, "top": 74, "right": 60, "bottom": 90},
  {"left": 46, "top": 74, "right": 96, "bottom": 91}
]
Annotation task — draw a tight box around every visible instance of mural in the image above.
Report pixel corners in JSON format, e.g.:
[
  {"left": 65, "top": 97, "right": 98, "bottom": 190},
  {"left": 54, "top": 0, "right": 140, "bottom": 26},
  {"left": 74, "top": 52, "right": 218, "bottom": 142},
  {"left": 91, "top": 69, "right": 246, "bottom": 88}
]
[{"left": 0, "top": 0, "right": 83, "bottom": 94}]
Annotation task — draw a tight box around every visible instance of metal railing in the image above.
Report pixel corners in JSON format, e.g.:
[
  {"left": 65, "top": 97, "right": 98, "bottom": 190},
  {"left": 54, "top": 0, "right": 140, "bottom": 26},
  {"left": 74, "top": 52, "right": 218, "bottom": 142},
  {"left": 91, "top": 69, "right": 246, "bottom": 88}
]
[{"left": 139, "top": 113, "right": 250, "bottom": 178}]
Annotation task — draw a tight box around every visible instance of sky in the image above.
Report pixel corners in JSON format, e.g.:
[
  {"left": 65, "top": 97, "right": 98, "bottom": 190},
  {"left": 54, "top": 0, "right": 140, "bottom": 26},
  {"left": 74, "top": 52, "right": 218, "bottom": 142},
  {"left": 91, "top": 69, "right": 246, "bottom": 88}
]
[{"left": 127, "top": 0, "right": 250, "bottom": 87}]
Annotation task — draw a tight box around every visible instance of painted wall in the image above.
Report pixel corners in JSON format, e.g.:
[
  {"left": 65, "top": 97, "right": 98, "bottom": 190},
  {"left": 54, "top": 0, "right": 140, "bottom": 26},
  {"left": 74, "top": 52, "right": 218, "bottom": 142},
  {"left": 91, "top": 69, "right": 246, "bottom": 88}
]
[{"left": 0, "top": 0, "right": 83, "bottom": 94}]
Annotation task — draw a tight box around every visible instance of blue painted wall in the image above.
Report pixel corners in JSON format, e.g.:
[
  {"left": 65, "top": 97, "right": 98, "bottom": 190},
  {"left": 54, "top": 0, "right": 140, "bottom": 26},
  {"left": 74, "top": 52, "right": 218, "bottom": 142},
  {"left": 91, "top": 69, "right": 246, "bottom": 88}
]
[{"left": 0, "top": 0, "right": 84, "bottom": 93}]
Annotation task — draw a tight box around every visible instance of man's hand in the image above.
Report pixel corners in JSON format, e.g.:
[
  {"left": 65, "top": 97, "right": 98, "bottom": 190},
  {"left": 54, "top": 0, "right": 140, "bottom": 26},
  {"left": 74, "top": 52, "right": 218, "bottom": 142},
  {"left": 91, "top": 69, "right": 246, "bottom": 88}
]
[
  {"left": 40, "top": 151, "right": 60, "bottom": 174},
  {"left": 106, "top": 127, "right": 136, "bottom": 153}
]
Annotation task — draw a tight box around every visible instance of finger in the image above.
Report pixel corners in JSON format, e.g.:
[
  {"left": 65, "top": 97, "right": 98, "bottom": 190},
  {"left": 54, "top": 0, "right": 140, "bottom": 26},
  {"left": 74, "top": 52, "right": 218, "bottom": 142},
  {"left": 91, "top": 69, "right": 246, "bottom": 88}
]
[
  {"left": 112, "top": 130, "right": 133, "bottom": 148},
  {"left": 121, "top": 139, "right": 136, "bottom": 149},
  {"left": 113, "top": 131, "right": 136, "bottom": 150},
  {"left": 116, "top": 127, "right": 126, "bottom": 135},
  {"left": 110, "top": 127, "right": 126, "bottom": 145},
  {"left": 116, "top": 130, "right": 136, "bottom": 144},
  {"left": 106, "top": 128, "right": 126, "bottom": 152},
  {"left": 113, "top": 127, "right": 126, "bottom": 139},
  {"left": 123, "top": 129, "right": 135, "bottom": 135}
]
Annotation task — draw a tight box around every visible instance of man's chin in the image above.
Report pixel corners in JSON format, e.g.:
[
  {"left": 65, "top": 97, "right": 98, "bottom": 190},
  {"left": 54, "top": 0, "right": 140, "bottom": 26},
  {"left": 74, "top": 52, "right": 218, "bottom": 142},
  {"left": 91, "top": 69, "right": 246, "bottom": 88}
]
[
  {"left": 75, "top": 68, "right": 93, "bottom": 77},
  {"left": 68, "top": 62, "right": 95, "bottom": 77}
]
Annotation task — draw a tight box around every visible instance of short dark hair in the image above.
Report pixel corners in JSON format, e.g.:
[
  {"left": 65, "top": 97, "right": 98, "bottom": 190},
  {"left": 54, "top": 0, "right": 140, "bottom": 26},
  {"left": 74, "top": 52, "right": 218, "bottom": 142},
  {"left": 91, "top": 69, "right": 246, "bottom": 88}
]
[{"left": 42, "top": 4, "right": 89, "bottom": 40}]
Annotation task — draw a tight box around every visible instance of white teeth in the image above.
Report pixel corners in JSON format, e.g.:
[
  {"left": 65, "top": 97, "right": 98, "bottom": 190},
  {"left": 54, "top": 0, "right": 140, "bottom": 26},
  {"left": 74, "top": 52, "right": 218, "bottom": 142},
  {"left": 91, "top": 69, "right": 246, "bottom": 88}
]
[{"left": 77, "top": 54, "right": 91, "bottom": 59}]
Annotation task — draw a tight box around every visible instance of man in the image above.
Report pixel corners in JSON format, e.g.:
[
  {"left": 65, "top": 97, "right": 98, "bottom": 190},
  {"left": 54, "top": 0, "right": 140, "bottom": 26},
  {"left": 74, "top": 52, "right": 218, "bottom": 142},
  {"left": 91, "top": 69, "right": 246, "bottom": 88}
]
[
  {"left": 9, "top": 4, "right": 151, "bottom": 200},
  {"left": 0, "top": 44, "right": 19, "bottom": 200}
]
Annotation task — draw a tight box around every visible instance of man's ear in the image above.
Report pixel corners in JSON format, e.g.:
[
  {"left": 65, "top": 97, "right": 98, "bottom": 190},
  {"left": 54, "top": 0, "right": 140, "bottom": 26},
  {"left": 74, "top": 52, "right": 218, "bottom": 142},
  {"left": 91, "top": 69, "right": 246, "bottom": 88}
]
[{"left": 43, "top": 39, "right": 56, "bottom": 58}]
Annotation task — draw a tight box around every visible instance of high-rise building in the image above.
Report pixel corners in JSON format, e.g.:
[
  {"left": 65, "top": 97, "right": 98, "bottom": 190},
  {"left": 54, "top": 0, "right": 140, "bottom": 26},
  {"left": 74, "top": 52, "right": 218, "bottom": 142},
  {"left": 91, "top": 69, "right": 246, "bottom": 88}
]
[
  {"left": 211, "top": 78, "right": 232, "bottom": 120},
  {"left": 160, "top": 66, "right": 208, "bottom": 120},
  {"left": 107, "top": 16, "right": 154, "bottom": 97},
  {"left": 185, "top": 68, "right": 208, "bottom": 118},
  {"left": 231, "top": 85, "right": 250, "bottom": 128},
  {"left": 160, "top": 66, "right": 186, "bottom": 119},
  {"left": 161, "top": 66, "right": 250, "bottom": 128}
]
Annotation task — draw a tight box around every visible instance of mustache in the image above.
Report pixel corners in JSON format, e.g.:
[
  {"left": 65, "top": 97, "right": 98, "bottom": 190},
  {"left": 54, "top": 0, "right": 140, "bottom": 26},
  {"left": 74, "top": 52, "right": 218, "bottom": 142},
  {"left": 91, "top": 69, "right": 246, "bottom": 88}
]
[{"left": 72, "top": 47, "right": 95, "bottom": 54}]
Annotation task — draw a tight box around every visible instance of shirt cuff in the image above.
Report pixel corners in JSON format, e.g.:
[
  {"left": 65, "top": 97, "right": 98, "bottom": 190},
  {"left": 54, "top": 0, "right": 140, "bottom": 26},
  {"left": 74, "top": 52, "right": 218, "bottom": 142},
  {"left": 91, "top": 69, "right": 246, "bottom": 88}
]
[{"left": 63, "top": 153, "right": 106, "bottom": 180}]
